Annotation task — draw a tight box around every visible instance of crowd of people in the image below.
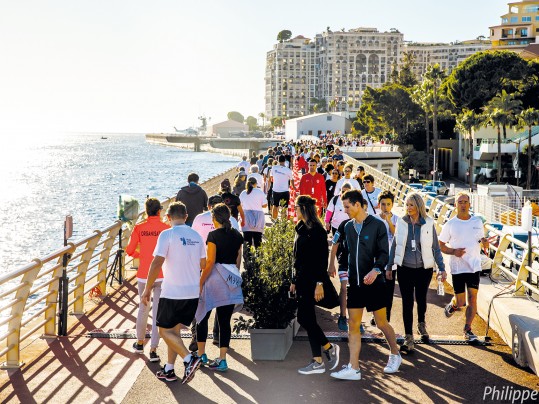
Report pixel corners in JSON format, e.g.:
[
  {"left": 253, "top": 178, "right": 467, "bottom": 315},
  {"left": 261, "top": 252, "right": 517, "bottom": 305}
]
[{"left": 125, "top": 137, "right": 488, "bottom": 384}]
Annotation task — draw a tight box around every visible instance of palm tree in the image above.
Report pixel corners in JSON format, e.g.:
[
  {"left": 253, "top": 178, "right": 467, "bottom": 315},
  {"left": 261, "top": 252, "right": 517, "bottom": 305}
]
[
  {"left": 258, "top": 112, "right": 266, "bottom": 128},
  {"left": 328, "top": 99, "right": 337, "bottom": 112},
  {"left": 412, "top": 82, "right": 433, "bottom": 177},
  {"left": 518, "top": 108, "right": 539, "bottom": 189},
  {"left": 457, "top": 110, "right": 484, "bottom": 192},
  {"left": 423, "top": 64, "right": 446, "bottom": 180},
  {"left": 488, "top": 90, "right": 522, "bottom": 139},
  {"left": 484, "top": 106, "right": 506, "bottom": 183},
  {"left": 313, "top": 104, "right": 320, "bottom": 113}
]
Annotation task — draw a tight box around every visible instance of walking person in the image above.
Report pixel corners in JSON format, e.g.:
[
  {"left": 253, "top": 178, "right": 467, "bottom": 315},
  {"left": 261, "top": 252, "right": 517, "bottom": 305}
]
[
  {"left": 331, "top": 190, "right": 401, "bottom": 380},
  {"left": 175, "top": 172, "right": 208, "bottom": 227},
  {"left": 126, "top": 198, "right": 170, "bottom": 362},
  {"left": 290, "top": 195, "right": 340, "bottom": 375},
  {"left": 439, "top": 192, "right": 490, "bottom": 342},
  {"left": 334, "top": 163, "right": 360, "bottom": 196},
  {"left": 361, "top": 174, "right": 381, "bottom": 215},
  {"left": 387, "top": 193, "right": 445, "bottom": 353},
  {"left": 270, "top": 155, "right": 293, "bottom": 220},
  {"left": 141, "top": 202, "right": 206, "bottom": 384},
  {"left": 299, "top": 159, "right": 327, "bottom": 216},
  {"left": 195, "top": 203, "right": 244, "bottom": 371},
  {"left": 239, "top": 177, "right": 267, "bottom": 249}
]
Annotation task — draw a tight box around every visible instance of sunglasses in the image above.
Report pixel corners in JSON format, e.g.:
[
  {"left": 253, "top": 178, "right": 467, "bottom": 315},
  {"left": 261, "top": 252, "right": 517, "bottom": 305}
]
[
  {"left": 363, "top": 180, "right": 372, "bottom": 184},
  {"left": 332, "top": 172, "right": 339, "bottom": 175}
]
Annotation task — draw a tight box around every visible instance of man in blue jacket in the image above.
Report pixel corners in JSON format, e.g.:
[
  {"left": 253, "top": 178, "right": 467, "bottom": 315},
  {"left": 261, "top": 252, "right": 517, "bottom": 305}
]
[{"left": 330, "top": 190, "right": 402, "bottom": 381}]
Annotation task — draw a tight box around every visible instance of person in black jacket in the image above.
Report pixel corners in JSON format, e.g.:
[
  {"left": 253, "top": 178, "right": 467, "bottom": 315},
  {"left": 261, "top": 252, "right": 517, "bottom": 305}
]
[
  {"left": 330, "top": 190, "right": 402, "bottom": 381},
  {"left": 175, "top": 172, "right": 208, "bottom": 227},
  {"left": 290, "top": 195, "right": 340, "bottom": 375}
]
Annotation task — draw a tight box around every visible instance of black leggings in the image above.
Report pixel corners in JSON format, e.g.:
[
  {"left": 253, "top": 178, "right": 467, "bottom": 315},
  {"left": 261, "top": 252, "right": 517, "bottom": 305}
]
[
  {"left": 385, "top": 270, "right": 396, "bottom": 322},
  {"left": 397, "top": 266, "right": 433, "bottom": 335},
  {"left": 243, "top": 231, "right": 263, "bottom": 249},
  {"left": 297, "top": 295, "right": 329, "bottom": 357},
  {"left": 196, "top": 304, "right": 235, "bottom": 348}
]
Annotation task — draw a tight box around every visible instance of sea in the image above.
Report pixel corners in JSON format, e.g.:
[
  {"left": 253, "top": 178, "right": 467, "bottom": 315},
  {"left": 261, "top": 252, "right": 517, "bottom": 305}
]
[{"left": 0, "top": 133, "right": 238, "bottom": 276}]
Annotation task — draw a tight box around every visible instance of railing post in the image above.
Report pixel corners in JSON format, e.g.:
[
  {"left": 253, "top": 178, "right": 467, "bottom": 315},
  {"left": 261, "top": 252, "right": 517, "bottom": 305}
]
[
  {"left": 515, "top": 248, "right": 533, "bottom": 297},
  {"left": 1, "top": 259, "right": 42, "bottom": 369},
  {"left": 492, "top": 234, "right": 513, "bottom": 277},
  {"left": 72, "top": 236, "right": 99, "bottom": 315}
]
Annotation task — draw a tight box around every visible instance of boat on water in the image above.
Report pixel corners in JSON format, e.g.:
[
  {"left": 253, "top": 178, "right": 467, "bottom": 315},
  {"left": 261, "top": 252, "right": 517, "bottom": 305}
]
[{"left": 101, "top": 136, "right": 108, "bottom": 139}]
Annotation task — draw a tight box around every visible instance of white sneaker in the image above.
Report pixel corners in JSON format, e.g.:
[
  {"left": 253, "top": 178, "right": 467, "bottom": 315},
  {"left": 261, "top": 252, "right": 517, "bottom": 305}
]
[
  {"left": 330, "top": 364, "right": 361, "bottom": 380},
  {"left": 384, "top": 354, "right": 402, "bottom": 374}
]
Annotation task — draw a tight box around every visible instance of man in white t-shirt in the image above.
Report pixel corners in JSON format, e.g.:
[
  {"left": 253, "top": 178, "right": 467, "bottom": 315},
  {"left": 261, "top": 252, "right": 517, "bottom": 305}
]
[
  {"left": 192, "top": 195, "right": 241, "bottom": 243},
  {"left": 142, "top": 202, "right": 206, "bottom": 384},
  {"left": 247, "top": 165, "right": 264, "bottom": 190},
  {"left": 237, "top": 156, "right": 250, "bottom": 172},
  {"left": 438, "top": 192, "right": 489, "bottom": 342},
  {"left": 270, "top": 155, "right": 293, "bottom": 219},
  {"left": 361, "top": 174, "right": 381, "bottom": 215}
]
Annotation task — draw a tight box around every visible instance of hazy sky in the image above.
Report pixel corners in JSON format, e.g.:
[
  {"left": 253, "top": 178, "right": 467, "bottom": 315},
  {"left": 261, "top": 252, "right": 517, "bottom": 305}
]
[{"left": 0, "top": 0, "right": 504, "bottom": 135}]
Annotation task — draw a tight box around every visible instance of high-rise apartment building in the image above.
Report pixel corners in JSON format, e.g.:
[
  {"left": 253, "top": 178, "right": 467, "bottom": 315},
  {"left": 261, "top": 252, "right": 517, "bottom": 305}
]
[
  {"left": 490, "top": 1, "right": 539, "bottom": 50},
  {"left": 264, "top": 36, "right": 316, "bottom": 120}
]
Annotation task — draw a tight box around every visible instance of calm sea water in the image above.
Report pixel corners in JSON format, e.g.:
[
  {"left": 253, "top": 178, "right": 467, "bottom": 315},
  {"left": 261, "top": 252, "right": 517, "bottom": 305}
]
[{"left": 0, "top": 133, "right": 237, "bottom": 275}]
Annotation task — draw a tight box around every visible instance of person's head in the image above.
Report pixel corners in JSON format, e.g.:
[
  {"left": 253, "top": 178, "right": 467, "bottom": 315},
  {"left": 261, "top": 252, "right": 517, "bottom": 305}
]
[
  {"left": 259, "top": 154, "right": 263, "bottom": 159},
  {"left": 211, "top": 203, "right": 232, "bottom": 231},
  {"left": 356, "top": 166, "right": 365, "bottom": 179},
  {"left": 341, "top": 190, "right": 366, "bottom": 220},
  {"left": 167, "top": 201, "right": 188, "bottom": 223},
  {"left": 267, "top": 158, "right": 274, "bottom": 166},
  {"left": 308, "top": 158, "right": 317, "bottom": 173},
  {"left": 313, "top": 154, "right": 320, "bottom": 163},
  {"left": 187, "top": 172, "right": 199, "bottom": 184},
  {"left": 325, "top": 163, "right": 335, "bottom": 174},
  {"left": 340, "top": 183, "right": 352, "bottom": 196},
  {"left": 405, "top": 193, "right": 428, "bottom": 220},
  {"left": 220, "top": 178, "right": 232, "bottom": 193},
  {"left": 246, "top": 176, "right": 257, "bottom": 194},
  {"left": 242, "top": 156, "right": 247, "bottom": 161},
  {"left": 344, "top": 163, "right": 354, "bottom": 178},
  {"left": 456, "top": 191, "right": 471, "bottom": 216},
  {"left": 330, "top": 166, "right": 340, "bottom": 180},
  {"left": 208, "top": 195, "right": 223, "bottom": 209},
  {"left": 252, "top": 151, "right": 256, "bottom": 157},
  {"left": 145, "top": 198, "right": 162, "bottom": 217},
  {"left": 363, "top": 174, "right": 375, "bottom": 191},
  {"left": 250, "top": 165, "right": 259, "bottom": 174},
  {"left": 278, "top": 155, "right": 286, "bottom": 164},
  {"left": 378, "top": 190, "right": 395, "bottom": 214},
  {"left": 337, "top": 161, "right": 345, "bottom": 171},
  {"left": 295, "top": 195, "right": 323, "bottom": 229},
  {"left": 321, "top": 157, "right": 328, "bottom": 167}
]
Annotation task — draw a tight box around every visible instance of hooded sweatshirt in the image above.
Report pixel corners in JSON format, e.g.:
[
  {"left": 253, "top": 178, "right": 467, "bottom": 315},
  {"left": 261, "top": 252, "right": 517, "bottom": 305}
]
[{"left": 175, "top": 183, "right": 208, "bottom": 225}]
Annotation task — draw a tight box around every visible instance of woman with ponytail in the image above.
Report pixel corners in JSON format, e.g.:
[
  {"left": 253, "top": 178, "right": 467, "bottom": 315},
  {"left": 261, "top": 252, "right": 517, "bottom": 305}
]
[
  {"left": 239, "top": 177, "right": 267, "bottom": 249},
  {"left": 195, "top": 203, "right": 244, "bottom": 372}
]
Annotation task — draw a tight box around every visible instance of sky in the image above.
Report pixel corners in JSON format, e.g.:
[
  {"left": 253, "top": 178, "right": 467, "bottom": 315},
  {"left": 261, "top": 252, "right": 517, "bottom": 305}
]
[{"left": 0, "top": 0, "right": 505, "bottom": 135}]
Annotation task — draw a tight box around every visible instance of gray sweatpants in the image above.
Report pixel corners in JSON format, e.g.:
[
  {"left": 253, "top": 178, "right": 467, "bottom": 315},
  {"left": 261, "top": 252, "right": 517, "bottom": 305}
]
[{"left": 136, "top": 280, "right": 162, "bottom": 348}]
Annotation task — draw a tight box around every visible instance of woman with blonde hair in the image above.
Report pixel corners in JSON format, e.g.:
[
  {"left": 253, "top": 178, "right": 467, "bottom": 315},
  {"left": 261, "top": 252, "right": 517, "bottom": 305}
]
[{"left": 387, "top": 192, "right": 445, "bottom": 353}]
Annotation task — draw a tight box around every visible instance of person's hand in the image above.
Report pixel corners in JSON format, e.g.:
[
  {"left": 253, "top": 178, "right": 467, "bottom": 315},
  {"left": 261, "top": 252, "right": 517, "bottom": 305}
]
[
  {"left": 325, "top": 222, "right": 331, "bottom": 231},
  {"left": 328, "top": 264, "right": 336, "bottom": 278},
  {"left": 363, "top": 269, "right": 379, "bottom": 285},
  {"left": 439, "top": 271, "right": 447, "bottom": 282},
  {"left": 314, "top": 284, "right": 324, "bottom": 301},
  {"left": 290, "top": 284, "right": 296, "bottom": 293},
  {"left": 454, "top": 248, "right": 466, "bottom": 258},
  {"left": 385, "top": 270, "right": 393, "bottom": 280},
  {"left": 141, "top": 289, "right": 151, "bottom": 306}
]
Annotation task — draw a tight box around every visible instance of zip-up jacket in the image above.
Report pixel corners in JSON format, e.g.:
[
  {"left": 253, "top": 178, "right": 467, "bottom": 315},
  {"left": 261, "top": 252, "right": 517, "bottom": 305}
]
[{"left": 344, "top": 215, "right": 389, "bottom": 287}]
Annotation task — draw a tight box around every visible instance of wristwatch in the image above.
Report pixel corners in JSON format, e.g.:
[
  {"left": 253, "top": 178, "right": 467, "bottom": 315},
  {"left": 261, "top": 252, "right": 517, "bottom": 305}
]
[{"left": 373, "top": 268, "right": 382, "bottom": 275}]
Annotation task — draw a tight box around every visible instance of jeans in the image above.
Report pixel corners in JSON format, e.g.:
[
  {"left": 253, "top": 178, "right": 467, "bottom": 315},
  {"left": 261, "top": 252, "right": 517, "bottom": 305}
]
[
  {"left": 297, "top": 295, "right": 329, "bottom": 357},
  {"left": 136, "top": 281, "right": 162, "bottom": 348},
  {"left": 397, "top": 266, "right": 433, "bottom": 335}
]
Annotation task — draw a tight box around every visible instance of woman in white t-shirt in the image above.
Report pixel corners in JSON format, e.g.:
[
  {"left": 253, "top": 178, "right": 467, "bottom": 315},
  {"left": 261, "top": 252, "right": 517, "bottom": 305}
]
[{"left": 239, "top": 177, "right": 267, "bottom": 249}]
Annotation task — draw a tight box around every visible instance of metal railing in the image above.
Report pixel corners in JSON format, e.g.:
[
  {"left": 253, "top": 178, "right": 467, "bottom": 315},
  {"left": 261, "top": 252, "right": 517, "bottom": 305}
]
[{"left": 0, "top": 166, "right": 237, "bottom": 368}]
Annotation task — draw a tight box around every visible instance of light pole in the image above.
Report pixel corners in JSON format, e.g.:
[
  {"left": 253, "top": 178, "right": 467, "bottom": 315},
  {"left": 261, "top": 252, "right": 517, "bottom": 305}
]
[{"left": 509, "top": 138, "right": 522, "bottom": 186}]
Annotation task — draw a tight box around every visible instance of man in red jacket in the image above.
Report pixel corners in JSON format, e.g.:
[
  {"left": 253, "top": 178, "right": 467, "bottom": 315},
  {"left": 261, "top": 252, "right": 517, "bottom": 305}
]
[
  {"left": 126, "top": 198, "right": 170, "bottom": 362},
  {"left": 299, "top": 159, "right": 327, "bottom": 215}
]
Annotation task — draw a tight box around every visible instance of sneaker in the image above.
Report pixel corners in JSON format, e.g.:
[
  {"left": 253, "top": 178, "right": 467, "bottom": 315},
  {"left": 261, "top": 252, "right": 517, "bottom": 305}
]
[
  {"left": 132, "top": 342, "right": 144, "bottom": 354},
  {"left": 417, "top": 322, "right": 429, "bottom": 342},
  {"left": 149, "top": 351, "right": 160, "bottom": 363},
  {"left": 337, "top": 316, "right": 348, "bottom": 332},
  {"left": 384, "top": 354, "right": 402, "bottom": 374},
  {"left": 298, "top": 360, "right": 326, "bottom": 375},
  {"left": 208, "top": 358, "right": 228, "bottom": 372},
  {"left": 182, "top": 355, "right": 202, "bottom": 384},
  {"left": 464, "top": 328, "right": 479, "bottom": 342},
  {"left": 444, "top": 302, "right": 457, "bottom": 318},
  {"left": 156, "top": 366, "right": 177, "bottom": 382},
  {"left": 400, "top": 334, "right": 414, "bottom": 353},
  {"left": 188, "top": 339, "right": 198, "bottom": 353},
  {"left": 330, "top": 364, "right": 361, "bottom": 380},
  {"left": 324, "top": 344, "right": 340, "bottom": 371},
  {"left": 199, "top": 353, "right": 208, "bottom": 366},
  {"left": 360, "top": 323, "right": 365, "bottom": 335},
  {"left": 370, "top": 315, "right": 376, "bottom": 326}
]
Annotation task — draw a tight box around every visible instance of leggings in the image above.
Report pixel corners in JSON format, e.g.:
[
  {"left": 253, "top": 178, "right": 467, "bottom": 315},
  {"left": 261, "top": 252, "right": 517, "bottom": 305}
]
[
  {"left": 243, "top": 231, "right": 263, "bottom": 249},
  {"left": 397, "top": 266, "right": 433, "bottom": 335},
  {"left": 136, "top": 281, "right": 162, "bottom": 348},
  {"left": 297, "top": 295, "right": 329, "bottom": 357},
  {"left": 196, "top": 304, "right": 235, "bottom": 348},
  {"left": 385, "top": 270, "right": 396, "bottom": 322}
]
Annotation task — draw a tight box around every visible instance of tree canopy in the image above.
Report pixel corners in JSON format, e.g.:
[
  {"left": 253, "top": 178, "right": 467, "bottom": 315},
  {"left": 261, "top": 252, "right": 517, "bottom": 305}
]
[
  {"left": 277, "top": 30, "right": 292, "bottom": 43},
  {"left": 245, "top": 116, "right": 258, "bottom": 131},
  {"left": 227, "top": 111, "right": 245, "bottom": 123}
]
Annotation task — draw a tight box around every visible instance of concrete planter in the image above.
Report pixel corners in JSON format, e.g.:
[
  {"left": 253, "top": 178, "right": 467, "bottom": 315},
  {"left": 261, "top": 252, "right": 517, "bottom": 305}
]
[
  {"left": 293, "top": 317, "right": 300, "bottom": 337},
  {"left": 249, "top": 323, "right": 294, "bottom": 361}
]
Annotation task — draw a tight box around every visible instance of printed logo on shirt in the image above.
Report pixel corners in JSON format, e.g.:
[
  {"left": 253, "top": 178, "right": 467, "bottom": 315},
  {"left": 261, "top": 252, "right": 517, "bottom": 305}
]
[
  {"left": 180, "top": 237, "right": 187, "bottom": 246},
  {"left": 180, "top": 237, "right": 201, "bottom": 247},
  {"left": 140, "top": 230, "right": 162, "bottom": 236}
]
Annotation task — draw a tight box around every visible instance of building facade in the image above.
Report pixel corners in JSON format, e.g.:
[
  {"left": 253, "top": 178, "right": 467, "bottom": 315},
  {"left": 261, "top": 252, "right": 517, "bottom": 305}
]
[{"left": 489, "top": 1, "right": 539, "bottom": 51}]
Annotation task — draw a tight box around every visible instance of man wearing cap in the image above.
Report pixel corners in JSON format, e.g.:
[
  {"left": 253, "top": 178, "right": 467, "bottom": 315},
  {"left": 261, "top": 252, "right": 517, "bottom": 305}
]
[{"left": 126, "top": 198, "right": 170, "bottom": 362}]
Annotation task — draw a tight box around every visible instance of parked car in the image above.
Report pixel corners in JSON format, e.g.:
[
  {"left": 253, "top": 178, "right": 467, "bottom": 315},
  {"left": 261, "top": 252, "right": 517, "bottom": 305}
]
[
  {"left": 408, "top": 183, "right": 423, "bottom": 191},
  {"left": 422, "top": 181, "right": 449, "bottom": 195},
  {"left": 423, "top": 192, "right": 438, "bottom": 211}
]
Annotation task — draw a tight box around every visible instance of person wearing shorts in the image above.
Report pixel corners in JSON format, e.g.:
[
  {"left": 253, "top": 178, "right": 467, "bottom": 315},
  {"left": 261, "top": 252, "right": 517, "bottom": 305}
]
[
  {"left": 439, "top": 192, "right": 489, "bottom": 342},
  {"left": 270, "top": 155, "right": 293, "bottom": 219},
  {"left": 141, "top": 202, "right": 206, "bottom": 384},
  {"left": 330, "top": 190, "right": 401, "bottom": 381}
]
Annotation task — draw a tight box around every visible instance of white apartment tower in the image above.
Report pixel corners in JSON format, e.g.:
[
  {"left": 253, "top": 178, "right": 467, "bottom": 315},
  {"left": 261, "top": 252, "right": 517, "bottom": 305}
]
[{"left": 264, "top": 35, "right": 316, "bottom": 120}]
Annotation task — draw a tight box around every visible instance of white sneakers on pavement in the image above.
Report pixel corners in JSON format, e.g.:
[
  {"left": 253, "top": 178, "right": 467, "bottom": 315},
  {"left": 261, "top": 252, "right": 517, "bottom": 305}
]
[{"left": 330, "top": 364, "right": 361, "bottom": 380}]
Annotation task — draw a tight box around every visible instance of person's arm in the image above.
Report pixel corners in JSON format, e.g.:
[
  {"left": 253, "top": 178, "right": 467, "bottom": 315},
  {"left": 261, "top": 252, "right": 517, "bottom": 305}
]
[
  {"left": 203, "top": 191, "right": 208, "bottom": 211},
  {"left": 200, "top": 242, "right": 217, "bottom": 290},
  {"left": 431, "top": 229, "right": 445, "bottom": 272},
  {"left": 141, "top": 255, "right": 165, "bottom": 305},
  {"left": 385, "top": 213, "right": 396, "bottom": 236},
  {"left": 236, "top": 244, "right": 242, "bottom": 269},
  {"left": 125, "top": 226, "right": 140, "bottom": 258},
  {"left": 439, "top": 241, "right": 466, "bottom": 257},
  {"left": 328, "top": 242, "right": 339, "bottom": 277},
  {"left": 237, "top": 204, "right": 246, "bottom": 225}
]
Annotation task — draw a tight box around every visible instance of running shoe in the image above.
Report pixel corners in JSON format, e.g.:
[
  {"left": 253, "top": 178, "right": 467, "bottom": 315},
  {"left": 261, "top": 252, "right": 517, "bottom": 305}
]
[
  {"left": 208, "top": 358, "right": 228, "bottom": 372},
  {"left": 298, "top": 360, "right": 325, "bottom": 375},
  {"left": 464, "top": 328, "right": 479, "bottom": 342},
  {"left": 444, "top": 302, "right": 457, "bottom": 318},
  {"left": 132, "top": 342, "right": 144, "bottom": 354},
  {"left": 182, "top": 355, "right": 202, "bottom": 384},
  {"left": 384, "top": 353, "right": 402, "bottom": 374},
  {"left": 199, "top": 353, "right": 208, "bottom": 366},
  {"left": 324, "top": 343, "right": 340, "bottom": 370},
  {"left": 417, "top": 322, "right": 430, "bottom": 342},
  {"left": 400, "top": 334, "right": 414, "bottom": 353},
  {"left": 156, "top": 366, "right": 177, "bottom": 382},
  {"left": 337, "top": 316, "right": 348, "bottom": 332},
  {"left": 149, "top": 351, "right": 160, "bottom": 363},
  {"left": 330, "top": 364, "right": 361, "bottom": 380}
]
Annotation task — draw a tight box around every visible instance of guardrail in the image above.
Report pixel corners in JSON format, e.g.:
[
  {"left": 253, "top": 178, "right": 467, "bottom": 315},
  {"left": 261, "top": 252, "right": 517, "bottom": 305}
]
[{"left": 0, "top": 166, "right": 237, "bottom": 368}]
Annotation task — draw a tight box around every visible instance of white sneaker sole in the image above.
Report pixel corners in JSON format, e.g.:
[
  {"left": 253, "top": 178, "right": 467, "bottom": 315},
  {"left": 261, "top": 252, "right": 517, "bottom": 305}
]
[
  {"left": 330, "top": 372, "right": 361, "bottom": 380},
  {"left": 298, "top": 368, "right": 325, "bottom": 375}
]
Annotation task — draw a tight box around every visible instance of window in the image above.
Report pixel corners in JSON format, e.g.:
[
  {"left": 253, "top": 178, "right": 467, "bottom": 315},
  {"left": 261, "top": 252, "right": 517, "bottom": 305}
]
[
  {"left": 522, "top": 16, "right": 532, "bottom": 22},
  {"left": 511, "top": 16, "right": 518, "bottom": 23},
  {"left": 521, "top": 29, "right": 528, "bottom": 36},
  {"left": 502, "top": 17, "right": 508, "bottom": 23}
]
